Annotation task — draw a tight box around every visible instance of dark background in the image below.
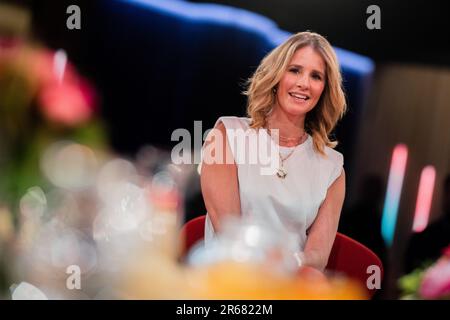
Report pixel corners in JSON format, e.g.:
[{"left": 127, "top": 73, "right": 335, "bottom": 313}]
[
  {"left": 8, "top": 0, "right": 446, "bottom": 157},
  {"left": 189, "top": 0, "right": 450, "bottom": 67},
  {"left": 22, "top": 0, "right": 450, "bottom": 68}
]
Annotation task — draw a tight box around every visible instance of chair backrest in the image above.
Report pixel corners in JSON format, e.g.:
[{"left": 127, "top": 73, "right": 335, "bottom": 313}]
[
  {"left": 180, "top": 215, "right": 207, "bottom": 258},
  {"left": 180, "top": 215, "right": 384, "bottom": 297},
  {"left": 327, "top": 232, "right": 384, "bottom": 297}
]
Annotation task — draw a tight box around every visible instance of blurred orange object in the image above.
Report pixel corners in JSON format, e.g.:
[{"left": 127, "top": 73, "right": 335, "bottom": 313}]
[
  {"left": 185, "top": 260, "right": 367, "bottom": 300},
  {"left": 180, "top": 215, "right": 382, "bottom": 298}
]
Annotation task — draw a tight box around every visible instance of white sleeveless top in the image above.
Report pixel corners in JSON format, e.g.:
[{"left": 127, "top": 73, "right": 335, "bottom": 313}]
[{"left": 203, "top": 116, "right": 344, "bottom": 253}]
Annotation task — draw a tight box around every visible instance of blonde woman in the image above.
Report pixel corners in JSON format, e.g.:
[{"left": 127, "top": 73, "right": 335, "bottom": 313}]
[{"left": 201, "top": 31, "right": 347, "bottom": 274}]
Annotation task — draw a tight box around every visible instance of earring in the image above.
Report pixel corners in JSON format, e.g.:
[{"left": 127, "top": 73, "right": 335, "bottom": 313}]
[{"left": 272, "top": 87, "right": 277, "bottom": 93}]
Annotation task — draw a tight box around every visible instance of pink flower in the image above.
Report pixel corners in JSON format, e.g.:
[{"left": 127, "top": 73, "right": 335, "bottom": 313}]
[
  {"left": 38, "top": 79, "right": 95, "bottom": 126},
  {"left": 0, "top": 37, "right": 23, "bottom": 73},
  {"left": 2, "top": 42, "right": 98, "bottom": 127},
  {"left": 419, "top": 256, "right": 450, "bottom": 299},
  {"left": 26, "top": 49, "right": 78, "bottom": 86},
  {"left": 442, "top": 245, "right": 450, "bottom": 258},
  {"left": 29, "top": 48, "right": 98, "bottom": 127},
  {"left": 0, "top": 37, "right": 23, "bottom": 56}
]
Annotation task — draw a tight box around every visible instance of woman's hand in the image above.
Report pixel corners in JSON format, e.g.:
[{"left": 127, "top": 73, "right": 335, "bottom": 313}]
[{"left": 296, "top": 265, "right": 328, "bottom": 283}]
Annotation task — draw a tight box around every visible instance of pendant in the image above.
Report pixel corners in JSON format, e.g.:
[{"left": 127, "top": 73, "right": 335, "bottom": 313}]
[{"left": 276, "top": 167, "right": 287, "bottom": 179}]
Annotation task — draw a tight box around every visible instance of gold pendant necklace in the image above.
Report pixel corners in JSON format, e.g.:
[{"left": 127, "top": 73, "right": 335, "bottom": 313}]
[
  {"left": 275, "top": 132, "right": 307, "bottom": 179},
  {"left": 276, "top": 165, "right": 288, "bottom": 179},
  {"left": 276, "top": 151, "right": 293, "bottom": 179},
  {"left": 265, "top": 125, "right": 307, "bottom": 179}
]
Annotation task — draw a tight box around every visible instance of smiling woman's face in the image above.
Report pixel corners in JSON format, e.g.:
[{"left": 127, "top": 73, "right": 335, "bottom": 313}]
[{"left": 275, "top": 46, "right": 326, "bottom": 120}]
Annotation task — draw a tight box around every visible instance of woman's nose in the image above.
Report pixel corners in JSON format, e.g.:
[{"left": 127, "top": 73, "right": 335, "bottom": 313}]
[{"left": 296, "top": 73, "right": 309, "bottom": 89}]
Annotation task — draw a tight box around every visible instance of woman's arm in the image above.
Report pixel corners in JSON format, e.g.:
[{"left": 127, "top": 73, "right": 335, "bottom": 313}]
[
  {"left": 302, "top": 169, "right": 346, "bottom": 271},
  {"left": 200, "top": 122, "right": 241, "bottom": 232}
]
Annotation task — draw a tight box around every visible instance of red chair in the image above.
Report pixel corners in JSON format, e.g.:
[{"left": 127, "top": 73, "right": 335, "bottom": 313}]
[
  {"left": 180, "top": 215, "right": 383, "bottom": 298},
  {"left": 180, "top": 215, "right": 208, "bottom": 258},
  {"left": 326, "top": 232, "right": 384, "bottom": 298}
]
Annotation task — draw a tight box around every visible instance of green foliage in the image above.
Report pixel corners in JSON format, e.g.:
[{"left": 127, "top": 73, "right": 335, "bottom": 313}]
[{"left": 397, "top": 260, "right": 434, "bottom": 299}]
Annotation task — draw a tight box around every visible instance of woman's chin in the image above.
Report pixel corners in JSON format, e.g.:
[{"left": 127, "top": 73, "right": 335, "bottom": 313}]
[
  {"left": 283, "top": 107, "right": 309, "bottom": 118},
  {"left": 283, "top": 101, "right": 315, "bottom": 116}
]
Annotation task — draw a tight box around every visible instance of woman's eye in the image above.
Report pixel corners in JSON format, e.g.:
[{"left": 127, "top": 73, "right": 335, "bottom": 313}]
[
  {"left": 312, "top": 74, "right": 322, "bottom": 80},
  {"left": 289, "top": 68, "right": 299, "bottom": 74}
]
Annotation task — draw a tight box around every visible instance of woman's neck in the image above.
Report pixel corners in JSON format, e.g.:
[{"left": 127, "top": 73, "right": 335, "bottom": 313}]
[{"left": 267, "top": 109, "right": 305, "bottom": 139}]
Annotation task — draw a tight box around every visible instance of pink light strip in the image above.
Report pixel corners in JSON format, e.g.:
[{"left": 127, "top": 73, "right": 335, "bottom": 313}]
[{"left": 413, "top": 166, "right": 436, "bottom": 233}]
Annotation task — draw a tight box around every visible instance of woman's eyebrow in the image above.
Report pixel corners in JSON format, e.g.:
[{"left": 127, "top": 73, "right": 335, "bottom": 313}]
[{"left": 288, "top": 64, "right": 325, "bottom": 77}]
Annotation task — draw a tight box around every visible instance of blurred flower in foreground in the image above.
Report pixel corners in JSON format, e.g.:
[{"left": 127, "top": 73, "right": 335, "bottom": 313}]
[
  {"left": 419, "top": 245, "right": 450, "bottom": 299},
  {"left": 399, "top": 244, "right": 450, "bottom": 299},
  {"left": 39, "top": 79, "right": 95, "bottom": 126},
  {"left": 0, "top": 38, "right": 105, "bottom": 211},
  {"left": 0, "top": 37, "right": 106, "bottom": 297}
]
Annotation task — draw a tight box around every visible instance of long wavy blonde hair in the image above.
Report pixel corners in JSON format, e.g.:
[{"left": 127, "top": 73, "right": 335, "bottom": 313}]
[{"left": 244, "top": 31, "right": 347, "bottom": 156}]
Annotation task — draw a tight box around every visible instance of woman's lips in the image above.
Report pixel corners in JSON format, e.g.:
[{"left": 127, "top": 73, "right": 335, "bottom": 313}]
[{"left": 289, "top": 92, "right": 310, "bottom": 103}]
